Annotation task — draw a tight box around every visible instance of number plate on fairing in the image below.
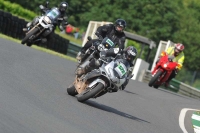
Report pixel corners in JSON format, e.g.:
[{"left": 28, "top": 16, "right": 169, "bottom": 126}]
[{"left": 114, "top": 63, "right": 127, "bottom": 77}]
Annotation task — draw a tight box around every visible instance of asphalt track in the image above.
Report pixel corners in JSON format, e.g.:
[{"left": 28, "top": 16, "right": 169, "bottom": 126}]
[{"left": 0, "top": 37, "right": 199, "bottom": 133}]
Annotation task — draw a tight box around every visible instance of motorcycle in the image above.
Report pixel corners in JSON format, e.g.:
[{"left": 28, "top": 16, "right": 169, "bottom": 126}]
[
  {"left": 67, "top": 54, "right": 132, "bottom": 102},
  {"left": 148, "top": 52, "right": 179, "bottom": 88},
  {"left": 21, "top": 5, "right": 65, "bottom": 46}
]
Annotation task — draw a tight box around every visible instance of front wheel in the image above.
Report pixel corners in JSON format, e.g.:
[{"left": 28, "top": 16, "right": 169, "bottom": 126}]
[
  {"left": 21, "top": 28, "right": 39, "bottom": 44},
  {"left": 76, "top": 83, "right": 104, "bottom": 102},
  {"left": 148, "top": 69, "right": 163, "bottom": 87}
]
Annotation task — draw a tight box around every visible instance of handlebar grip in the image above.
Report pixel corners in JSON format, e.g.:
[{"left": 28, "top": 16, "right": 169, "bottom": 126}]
[{"left": 87, "top": 36, "right": 92, "bottom": 41}]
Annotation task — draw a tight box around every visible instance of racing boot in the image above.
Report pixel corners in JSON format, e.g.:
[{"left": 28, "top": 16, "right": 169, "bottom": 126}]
[{"left": 76, "top": 65, "right": 92, "bottom": 77}]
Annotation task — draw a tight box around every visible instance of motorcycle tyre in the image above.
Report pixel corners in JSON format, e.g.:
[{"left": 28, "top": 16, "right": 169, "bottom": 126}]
[
  {"left": 76, "top": 83, "right": 104, "bottom": 102},
  {"left": 26, "top": 43, "right": 32, "bottom": 47},
  {"left": 67, "top": 84, "right": 78, "bottom": 96},
  {"left": 21, "top": 28, "right": 39, "bottom": 44},
  {"left": 153, "top": 85, "right": 159, "bottom": 89},
  {"left": 148, "top": 69, "right": 163, "bottom": 87}
]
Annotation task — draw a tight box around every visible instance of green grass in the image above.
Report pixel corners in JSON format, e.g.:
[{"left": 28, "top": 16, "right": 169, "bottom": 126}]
[{"left": 0, "top": 33, "right": 77, "bottom": 62}]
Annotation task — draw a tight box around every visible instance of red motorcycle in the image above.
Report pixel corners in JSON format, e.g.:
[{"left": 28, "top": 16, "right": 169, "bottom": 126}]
[{"left": 148, "top": 52, "right": 180, "bottom": 88}]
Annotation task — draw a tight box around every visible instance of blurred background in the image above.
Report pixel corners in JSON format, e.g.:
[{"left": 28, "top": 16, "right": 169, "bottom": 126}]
[{"left": 0, "top": 0, "right": 200, "bottom": 89}]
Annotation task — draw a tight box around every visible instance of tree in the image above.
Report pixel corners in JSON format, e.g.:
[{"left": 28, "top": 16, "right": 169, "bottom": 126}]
[{"left": 173, "top": 0, "right": 200, "bottom": 70}]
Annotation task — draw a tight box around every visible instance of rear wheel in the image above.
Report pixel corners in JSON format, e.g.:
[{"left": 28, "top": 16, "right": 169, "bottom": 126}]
[
  {"left": 67, "top": 84, "right": 78, "bottom": 96},
  {"left": 76, "top": 83, "right": 104, "bottom": 102},
  {"left": 21, "top": 28, "right": 39, "bottom": 44},
  {"left": 153, "top": 85, "right": 159, "bottom": 89},
  {"left": 148, "top": 70, "right": 163, "bottom": 87}
]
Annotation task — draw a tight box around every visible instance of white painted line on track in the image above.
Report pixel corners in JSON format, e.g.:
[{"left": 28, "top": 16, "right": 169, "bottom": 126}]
[
  {"left": 192, "top": 114, "right": 200, "bottom": 121},
  {"left": 179, "top": 108, "right": 200, "bottom": 133}
]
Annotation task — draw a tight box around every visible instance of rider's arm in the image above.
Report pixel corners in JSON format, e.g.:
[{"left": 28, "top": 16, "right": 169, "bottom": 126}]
[
  {"left": 100, "top": 48, "right": 117, "bottom": 58},
  {"left": 95, "top": 24, "right": 112, "bottom": 38},
  {"left": 55, "top": 14, "right": 68, "bottom": 31},
  {"left": 118, "top": 36, "right": 125, "bottom": 52},
  {"left": 39, "top": 4, "right": 50, "bottom": 14},
  {"left": 176, "top": 53, "right": 185, "bottom": 70},
  {"left": 160, "top": 47, "right": 173, "bottom": 57}
]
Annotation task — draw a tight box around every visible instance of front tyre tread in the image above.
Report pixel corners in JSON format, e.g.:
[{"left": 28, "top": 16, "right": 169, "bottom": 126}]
[
  {"left": 148, "top": 70, "right": 163, "bottom": 87},
  {"left": 77, "top": 83, "right": 104, "bottom": 102}
]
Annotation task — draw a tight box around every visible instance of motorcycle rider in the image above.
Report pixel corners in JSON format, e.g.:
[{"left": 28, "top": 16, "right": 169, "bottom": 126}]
[
  {"left": 76, "top": 46, "right": 138, "bottom": 91},
  {"left": 76, "top": 19, "right": 127, "bottom": 60},
  {"left": 23, "top": 1, "right": 68, "bottom": 44},
  {"left": 159, "top": 43, "right": 185, "bottom": 87}
]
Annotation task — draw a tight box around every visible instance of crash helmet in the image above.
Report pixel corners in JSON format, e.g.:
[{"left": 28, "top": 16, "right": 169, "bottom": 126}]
[
  {"left": 174, "top": 43, "right": 184, "bottom": 56},
  {"left": 59, "top": 2, "right": 68, "bottom": 13},
  {"left": 124, "top": 46, "right": 137, "bottom": 62},
  {"left": 114, "top": 19, "right": 127, "bottom": 33}
]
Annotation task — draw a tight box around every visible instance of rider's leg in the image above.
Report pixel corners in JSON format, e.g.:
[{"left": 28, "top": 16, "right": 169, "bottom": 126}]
[
  {"left": 76, "top": 40, "right": 93, "bottom": 60},
  {"left": 76, "top": 39, "right": 100, "bottom": 60},
  {"left": 76, "top": 58, "right": 99, "bottom": 76}
]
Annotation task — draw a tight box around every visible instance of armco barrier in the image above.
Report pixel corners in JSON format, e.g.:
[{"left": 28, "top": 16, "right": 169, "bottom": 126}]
[
  {"left": 140, "top": 69, "right": 200, "bottom": 99},
  {"left": 67, "top": 42, "right": 81, "bottom": 58},
  {"left": 179, "top": 83, "right": 200, "bottom": 99}
]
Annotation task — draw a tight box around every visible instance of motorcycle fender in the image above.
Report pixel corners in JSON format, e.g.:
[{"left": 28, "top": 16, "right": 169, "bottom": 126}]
[
  {"left": 115, "top": 78, "right": 126, "bottom": 88},
  {"left": 84, "top": 70, "right": 102, "bottom": 81},
  {"left": 26, "top": 24, "right": 40, "bottom": 35},
  {"left": 88, "top": 79, "right": 105, "bottom": 88}
]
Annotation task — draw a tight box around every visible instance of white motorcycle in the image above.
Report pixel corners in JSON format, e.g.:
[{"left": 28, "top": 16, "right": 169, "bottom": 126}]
[
  {"left": 21, "top": 5, "right": 64, "bottom": 46},
  {"left": 67, "top": 54, "right": 133, "bottom": 102}
]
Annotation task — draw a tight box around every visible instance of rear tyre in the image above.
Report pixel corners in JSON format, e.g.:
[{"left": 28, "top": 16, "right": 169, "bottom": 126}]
[
  {"left": 77, "top": 83, "right": 104, "bottom": 102},
  {"left": 148, "top": 70, "right": 163, "bottom": 87},
  {"left": 67, "top": 84, "right": 78, "bottom": 96},
  {"left": 21, "top": 28, "right": 39, "bottom": 44},
  {"left": 153, "top": 85, "right": 159, "bottom": 89},
  {"left": 26, "top": 43, "right": 32, "bottom": 47}
]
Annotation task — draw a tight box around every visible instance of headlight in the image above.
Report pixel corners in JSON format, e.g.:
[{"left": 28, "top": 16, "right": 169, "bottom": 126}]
[
  {"left": 163, "top": 64, "right": 167, "bottom": 68},
  {"left": 98, "top": 44, "right": 105, "bottom": 51},
  {"left": 44, "top": 16, "right": 51, "bottom": 24}
]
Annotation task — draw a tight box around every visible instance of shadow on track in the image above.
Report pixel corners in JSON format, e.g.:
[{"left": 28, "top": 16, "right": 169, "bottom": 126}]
[
  {"left": 84, "top": 100, "right": 150, "bottom": 123},
  {"left": 154, "top": 87, "right": 200, "bottom": 101},
  {"left": 123, "top": 90, "right": 138, "bottom": 95}
]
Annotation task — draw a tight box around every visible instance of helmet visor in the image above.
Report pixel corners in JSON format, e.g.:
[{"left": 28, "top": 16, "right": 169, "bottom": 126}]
[
  {"left": 175, "top": 47, "right": 181, "bottom": 53},
  {"left": 116, "top": 25, "right": 124, "bottom": 32},
  {"left": 60, "top": 4, "right": 67, "bottom": 11}
]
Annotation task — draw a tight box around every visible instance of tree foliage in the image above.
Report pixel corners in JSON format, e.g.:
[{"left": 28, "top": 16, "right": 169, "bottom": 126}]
[{"left": 173, "top": 0, "right": 200, "bottom": 70}]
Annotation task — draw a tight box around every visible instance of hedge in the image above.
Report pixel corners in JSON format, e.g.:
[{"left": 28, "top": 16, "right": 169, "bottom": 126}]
[{"left": 0, "top": 0, "right": 36, "bottom": 20}]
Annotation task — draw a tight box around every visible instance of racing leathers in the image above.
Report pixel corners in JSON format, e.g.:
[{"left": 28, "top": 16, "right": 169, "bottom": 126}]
[{"left": 77, "top": 24, "right": 126, "bottom": 60}]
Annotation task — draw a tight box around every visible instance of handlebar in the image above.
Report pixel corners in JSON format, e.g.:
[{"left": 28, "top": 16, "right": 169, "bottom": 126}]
[{"left": 87, "top": 36, "right": 92, "bottom": 41}]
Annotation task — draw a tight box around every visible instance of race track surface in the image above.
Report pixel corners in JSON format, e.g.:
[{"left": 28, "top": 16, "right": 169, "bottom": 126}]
[{"left": 0, "top": 38, "right": 199, "bottom": 133}]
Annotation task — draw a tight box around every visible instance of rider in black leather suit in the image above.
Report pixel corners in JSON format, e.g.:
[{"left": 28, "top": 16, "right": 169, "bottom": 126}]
[{"left": 76, "top": 19, "right": 127, "bottom": 60}]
